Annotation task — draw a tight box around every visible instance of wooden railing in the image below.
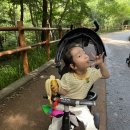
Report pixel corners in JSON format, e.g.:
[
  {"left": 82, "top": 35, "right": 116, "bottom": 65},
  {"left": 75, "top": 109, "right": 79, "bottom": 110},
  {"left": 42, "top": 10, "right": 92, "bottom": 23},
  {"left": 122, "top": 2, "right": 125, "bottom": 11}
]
[
  {"left": 122, "top": 25, "right": 130, "bottom": 30},
  {"left": 1, "top": 22, "right": 129, "bottom": 75},
  {"left": 0, "top": 21, "right": 70, "bottom": 75}
]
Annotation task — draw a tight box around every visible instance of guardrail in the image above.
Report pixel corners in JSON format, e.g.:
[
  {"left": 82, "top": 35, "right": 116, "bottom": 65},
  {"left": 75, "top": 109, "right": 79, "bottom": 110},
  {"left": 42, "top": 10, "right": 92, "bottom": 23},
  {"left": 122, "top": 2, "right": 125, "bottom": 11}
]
[
  {"left": 0, "top": 22, "right": 129, "bottom": 75},
  {"left": 122, "top": 25, "right": 130, "bottom": 30},
  {"left": 0, "top": 21, "right": 70, "bottom": 75}
]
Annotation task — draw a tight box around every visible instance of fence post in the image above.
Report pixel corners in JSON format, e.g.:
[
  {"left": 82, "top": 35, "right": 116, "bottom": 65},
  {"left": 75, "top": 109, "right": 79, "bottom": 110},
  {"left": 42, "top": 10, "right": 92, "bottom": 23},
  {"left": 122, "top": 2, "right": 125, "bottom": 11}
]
[
  {"left": 46, "top": 23, "right": 50, "bottom": 61},
  {"left": 58, "top": 25, "right": 62, "bottom": 39},
  {"left": 17, "top": 21, "right": 29, "bottom": 75}
]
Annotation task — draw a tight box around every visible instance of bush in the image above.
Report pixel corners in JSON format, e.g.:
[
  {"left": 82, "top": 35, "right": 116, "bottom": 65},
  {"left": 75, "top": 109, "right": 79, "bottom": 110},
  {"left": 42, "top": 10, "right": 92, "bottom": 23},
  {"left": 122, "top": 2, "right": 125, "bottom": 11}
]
[{"left": 0, "top": 43, "right": 58, "bottom": 89}]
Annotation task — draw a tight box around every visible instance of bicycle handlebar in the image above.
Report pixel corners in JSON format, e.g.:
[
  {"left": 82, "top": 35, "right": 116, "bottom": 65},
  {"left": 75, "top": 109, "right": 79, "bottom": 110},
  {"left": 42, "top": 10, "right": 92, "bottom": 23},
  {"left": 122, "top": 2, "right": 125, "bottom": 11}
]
[
  {"left": 43, "top": 96, "right": 96, "bottom": 107},
  {"left": 54, "top": 97, "right": 96, "bottom": 107}
]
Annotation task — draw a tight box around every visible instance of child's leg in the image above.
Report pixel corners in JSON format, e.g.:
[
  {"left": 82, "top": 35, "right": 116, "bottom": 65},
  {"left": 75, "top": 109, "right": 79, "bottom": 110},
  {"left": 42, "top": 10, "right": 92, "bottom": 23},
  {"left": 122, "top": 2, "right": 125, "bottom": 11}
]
[
  {"left": 48, "top": 117, "right": 62, "bottom": 130},
  {"left": 69, "top": 106, "right": 98, "bottom": 130}
]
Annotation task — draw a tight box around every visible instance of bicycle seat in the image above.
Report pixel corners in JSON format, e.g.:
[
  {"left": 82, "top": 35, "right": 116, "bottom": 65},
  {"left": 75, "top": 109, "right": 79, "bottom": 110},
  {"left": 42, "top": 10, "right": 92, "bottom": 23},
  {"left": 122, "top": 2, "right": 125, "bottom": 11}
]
[{"left": 85, "top": 91, "right": 97, "bottom": 101}]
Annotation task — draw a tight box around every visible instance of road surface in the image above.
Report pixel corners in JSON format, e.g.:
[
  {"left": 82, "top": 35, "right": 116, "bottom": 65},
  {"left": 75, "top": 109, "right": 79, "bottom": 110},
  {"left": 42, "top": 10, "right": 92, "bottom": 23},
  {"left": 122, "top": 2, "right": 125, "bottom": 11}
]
[{"left": 101, "top": 31, "right": 130, "bottom": 130}]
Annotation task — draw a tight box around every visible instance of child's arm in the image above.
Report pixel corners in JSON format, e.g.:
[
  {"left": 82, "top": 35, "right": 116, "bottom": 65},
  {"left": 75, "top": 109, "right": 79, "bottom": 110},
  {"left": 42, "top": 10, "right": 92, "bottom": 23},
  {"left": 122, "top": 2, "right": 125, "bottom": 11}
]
[
  {"left": 51, "top": 86, "right": 68, "bottom": 96},
  {"left": 98, "top": 63, "right": 110, "bottom": 79},
  {"left": 92, "top": 52, "right": 110, "bottom": 79},
  {"left": 59, "top": 87, "right": 68, "bottom": 95}
]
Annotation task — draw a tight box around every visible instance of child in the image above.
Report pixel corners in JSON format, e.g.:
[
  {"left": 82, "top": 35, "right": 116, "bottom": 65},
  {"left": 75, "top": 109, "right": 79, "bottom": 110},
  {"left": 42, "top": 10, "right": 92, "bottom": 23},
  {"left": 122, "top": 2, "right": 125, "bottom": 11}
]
[{"left": 49, "top": 43, "right": 110, "bottom": 130}]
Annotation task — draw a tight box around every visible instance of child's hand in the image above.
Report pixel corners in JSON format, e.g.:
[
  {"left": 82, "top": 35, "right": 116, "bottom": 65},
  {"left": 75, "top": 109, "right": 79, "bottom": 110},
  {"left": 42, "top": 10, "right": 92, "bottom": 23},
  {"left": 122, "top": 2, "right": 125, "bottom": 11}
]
[
  {"left": 51, "top": 85, "right": 59, "bottom": 93},
  {"left": 91, "top": 52, "right": 104, "bottom": 66}
]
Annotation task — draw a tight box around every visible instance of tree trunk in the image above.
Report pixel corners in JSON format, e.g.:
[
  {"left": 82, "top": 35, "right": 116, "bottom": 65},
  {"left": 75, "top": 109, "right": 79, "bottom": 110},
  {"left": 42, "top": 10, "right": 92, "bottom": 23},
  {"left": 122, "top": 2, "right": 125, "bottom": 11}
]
[
  {"left": 49, "top": 0, "right": 53, "bottom": 27},
  {"left": 41, "top": 0, "right": 48, "bottom": 42},
  {"left": 20, "top": 0, "right": 24, "bottom": 21}
]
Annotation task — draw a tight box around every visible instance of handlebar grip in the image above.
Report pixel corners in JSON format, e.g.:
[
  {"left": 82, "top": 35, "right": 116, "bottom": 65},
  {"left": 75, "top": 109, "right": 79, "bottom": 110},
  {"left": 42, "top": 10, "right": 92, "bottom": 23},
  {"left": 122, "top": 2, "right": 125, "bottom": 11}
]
[
  {"left": 57, "top": 98, "right": 76, "bottom": 106},
  {"left": 78, "top": 100, "right": 96, "bottom": 106}
]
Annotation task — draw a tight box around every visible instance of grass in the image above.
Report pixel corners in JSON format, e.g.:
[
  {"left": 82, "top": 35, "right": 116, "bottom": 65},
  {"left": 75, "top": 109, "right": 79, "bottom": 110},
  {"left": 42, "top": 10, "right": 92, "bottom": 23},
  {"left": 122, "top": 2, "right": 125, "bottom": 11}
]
[
  {"left": 0, "top": 43, "right": 58, "bottom": 90},
  {"left": 0, "top": 57, "right": 23, "bottom": 89}
]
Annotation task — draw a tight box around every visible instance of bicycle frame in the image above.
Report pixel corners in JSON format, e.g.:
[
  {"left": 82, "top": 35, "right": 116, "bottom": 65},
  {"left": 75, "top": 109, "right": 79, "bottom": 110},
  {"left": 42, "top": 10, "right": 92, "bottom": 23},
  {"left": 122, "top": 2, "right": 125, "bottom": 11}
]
[
  {"left": 62, "top": 106, "right": 70, "bottom": 130},
  {"left": 43, "top": 91, "right": 98, "bottom": 130}
]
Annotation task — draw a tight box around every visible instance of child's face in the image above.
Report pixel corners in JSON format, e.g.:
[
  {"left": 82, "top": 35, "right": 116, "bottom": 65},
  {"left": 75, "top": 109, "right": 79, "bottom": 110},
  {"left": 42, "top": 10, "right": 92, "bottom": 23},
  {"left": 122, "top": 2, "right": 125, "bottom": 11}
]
[{"left": 70, "top": 47, "right": 90, "bottom": 71}]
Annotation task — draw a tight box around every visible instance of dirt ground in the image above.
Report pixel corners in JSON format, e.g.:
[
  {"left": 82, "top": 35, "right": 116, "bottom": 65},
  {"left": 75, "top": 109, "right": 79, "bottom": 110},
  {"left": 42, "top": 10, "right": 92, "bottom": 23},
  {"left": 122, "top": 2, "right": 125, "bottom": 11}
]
[{"left": 0, "top": 65, "right": 57, "bottom": 130}]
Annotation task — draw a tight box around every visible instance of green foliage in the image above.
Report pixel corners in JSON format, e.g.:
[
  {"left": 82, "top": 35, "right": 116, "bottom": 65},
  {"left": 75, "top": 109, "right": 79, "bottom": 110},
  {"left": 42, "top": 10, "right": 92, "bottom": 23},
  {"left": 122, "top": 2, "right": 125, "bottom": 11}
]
[
  {"left": 28, "top": 47, "right": 48, "bottom": 71},
  {"left": 50, "top": 0, "right": 130, "bottom": 28},
  {"left": 0, "top": 43, "right": 57, "bottom": 89},
  {"left": 1, "top": 0, "right": 130, "bottom": 28},
  {"left": 28, "top": 43, "right": 58, "bottom": 71},
  {"left": 0, "top": 57, "right": 23, "bottom": 90}
]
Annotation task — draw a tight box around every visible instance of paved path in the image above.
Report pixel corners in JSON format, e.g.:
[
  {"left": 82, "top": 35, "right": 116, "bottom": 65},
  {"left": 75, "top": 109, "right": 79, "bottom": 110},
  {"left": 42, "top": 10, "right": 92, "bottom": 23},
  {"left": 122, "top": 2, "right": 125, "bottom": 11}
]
[
  {"left": 101, "top": 31, "right": 130, "bottom": 130},
  {"left": 0, "top": 64, "right": 58, "bottom": 130}
]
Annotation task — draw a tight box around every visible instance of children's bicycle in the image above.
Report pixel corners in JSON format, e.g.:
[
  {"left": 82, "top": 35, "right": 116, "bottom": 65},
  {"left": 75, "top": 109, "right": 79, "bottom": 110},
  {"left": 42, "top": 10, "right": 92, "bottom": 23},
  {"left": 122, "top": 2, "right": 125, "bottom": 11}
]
[
  {"left": 43, "top": 90, "right": 99, "bottom": 130},
  {"left": 43, "top": 21, "right": 106, "bottom": 130}
]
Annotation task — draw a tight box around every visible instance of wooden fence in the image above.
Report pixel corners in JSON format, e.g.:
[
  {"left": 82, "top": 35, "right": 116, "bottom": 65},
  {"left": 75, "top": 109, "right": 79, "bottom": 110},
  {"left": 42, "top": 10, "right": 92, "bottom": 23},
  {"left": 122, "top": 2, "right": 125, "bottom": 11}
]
[
  {"left": 0, "top": 22, "right": 129, "bottom": 75},
  {"left": 122, "top": 25, "right": 130, "bottom": 30},
  {"left": 0, "top": 21, "right": 70, "bottom": 75}
]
